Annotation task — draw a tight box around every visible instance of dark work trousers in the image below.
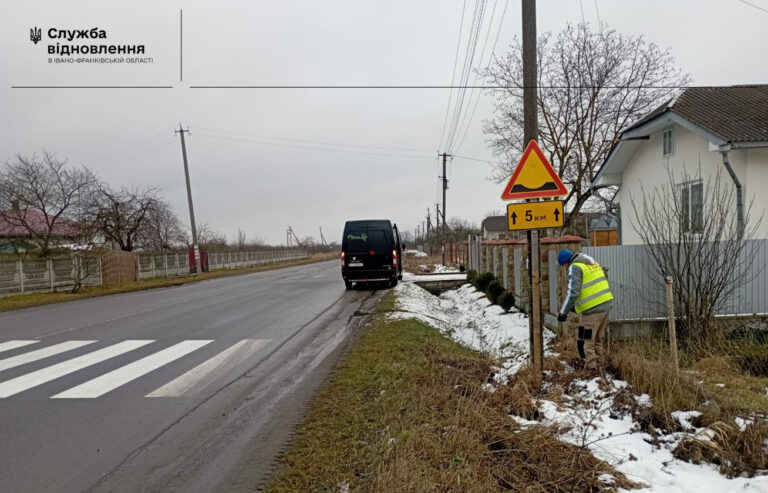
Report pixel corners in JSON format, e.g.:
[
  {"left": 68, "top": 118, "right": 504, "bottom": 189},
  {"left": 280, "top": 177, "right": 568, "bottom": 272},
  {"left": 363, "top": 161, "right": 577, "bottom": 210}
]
[{"left": 577, "top": 310, "right": 610, "bottom": 371}]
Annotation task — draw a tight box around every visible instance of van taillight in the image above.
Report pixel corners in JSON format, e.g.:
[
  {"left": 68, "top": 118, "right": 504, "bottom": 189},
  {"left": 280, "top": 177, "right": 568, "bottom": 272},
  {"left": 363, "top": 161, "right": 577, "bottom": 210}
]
[
  {"left": 392, "top": 249, "right": 398, "bottom": 268},
  {"left": 340, "top": 251, "right": 345, "bottom": 269}
]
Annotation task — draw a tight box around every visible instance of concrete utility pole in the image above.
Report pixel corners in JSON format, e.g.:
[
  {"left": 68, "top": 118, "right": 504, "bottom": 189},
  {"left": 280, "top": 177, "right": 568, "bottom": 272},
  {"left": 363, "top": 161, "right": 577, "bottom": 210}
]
[
  {"left": 176, "top": 124, "right": 200, "bottom": 274},
  {"left": 435, "top": 203, "right": 441, "bottom": 257},
  {"left": 439, "top": 152, "right": 450, "bottom": 265},
  {"left": 426, "top": 208, "right": 431, "bottom": 241},
  {"left": 522, "top": 0, "right": 543, "bottom": 371}
]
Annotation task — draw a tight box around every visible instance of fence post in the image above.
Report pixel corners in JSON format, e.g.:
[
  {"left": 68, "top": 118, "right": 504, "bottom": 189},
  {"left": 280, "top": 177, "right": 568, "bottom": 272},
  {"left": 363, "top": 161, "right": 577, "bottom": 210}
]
[
  {"left": 665, "top": 276, "right": 680, "bottom": 380},
  {"left": 17, "top": 260, "right": 24, "bottom": 293},
  {"left": 48, "top": 258, "right": 54, "bottom": 292},
  {"left": 98, "top": 256, "right": 103, "bottom": 286}
]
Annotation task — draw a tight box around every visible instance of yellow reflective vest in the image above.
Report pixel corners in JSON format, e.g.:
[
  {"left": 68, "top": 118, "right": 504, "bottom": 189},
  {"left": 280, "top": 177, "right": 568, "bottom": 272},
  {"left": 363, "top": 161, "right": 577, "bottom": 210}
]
[{"left": 573, "top": 262, "right": 613, "bottom": 313}]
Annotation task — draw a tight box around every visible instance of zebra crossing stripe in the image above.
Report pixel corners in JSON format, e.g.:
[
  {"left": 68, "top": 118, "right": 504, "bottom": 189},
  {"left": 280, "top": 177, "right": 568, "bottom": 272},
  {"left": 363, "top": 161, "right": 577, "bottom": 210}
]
[
  {"left": 0, "top": 341, "right": 40, "bottom": 354},
  {"left": 52, "top": 340, "right": 213, "bottom": 399},
  {"left": 0, "top": 340, "right": 154, "bottom": 398},
  {"left": 0, "top": 341, "right": 97, "bottom": 372},
  {"left": 147, "top": 339, "right": 270, "bottom": 397}
]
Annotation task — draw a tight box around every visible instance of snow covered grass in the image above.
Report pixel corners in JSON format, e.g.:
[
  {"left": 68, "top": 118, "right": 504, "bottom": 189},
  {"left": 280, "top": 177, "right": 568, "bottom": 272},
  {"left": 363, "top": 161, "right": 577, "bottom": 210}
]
[{"left": 390, "top": 282, "right": 768, "bottom": 492}]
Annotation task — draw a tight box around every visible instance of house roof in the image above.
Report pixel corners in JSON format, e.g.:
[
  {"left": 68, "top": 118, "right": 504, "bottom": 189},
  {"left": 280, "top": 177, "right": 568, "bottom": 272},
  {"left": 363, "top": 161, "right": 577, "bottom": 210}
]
[
  {"left": 592, "top": 85, "right": 768, "bottom": 188},
  {"left": 629, "top": 85, "right": 768, "bottom": 144},
  {"left": 481, "top": 215, "right": 508, "bottom": 233},
  {"left": 0, "top": 210, "right": 80, "bottom": 237}
]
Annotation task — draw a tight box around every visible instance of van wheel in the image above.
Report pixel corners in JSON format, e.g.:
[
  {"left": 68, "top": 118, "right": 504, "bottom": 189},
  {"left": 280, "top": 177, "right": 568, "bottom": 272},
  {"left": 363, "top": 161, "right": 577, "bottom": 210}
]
[
  {"left": 389, "top": 278, "right": 398, "bottom": 288},
  {"left": 344, "top": 281, "right": 353, "bottom": 290}
]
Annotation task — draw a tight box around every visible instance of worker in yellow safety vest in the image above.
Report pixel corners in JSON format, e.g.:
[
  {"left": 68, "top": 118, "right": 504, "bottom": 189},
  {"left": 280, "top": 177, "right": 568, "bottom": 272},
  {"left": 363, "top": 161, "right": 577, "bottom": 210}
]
[{"left": 556, "top": 248, "right": 614, "bottom": 373}]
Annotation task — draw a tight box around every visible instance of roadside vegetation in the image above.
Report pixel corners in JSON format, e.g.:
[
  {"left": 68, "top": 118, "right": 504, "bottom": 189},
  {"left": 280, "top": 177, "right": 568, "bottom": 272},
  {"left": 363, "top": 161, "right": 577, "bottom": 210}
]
[
  {"left": 0, "top": 253, "right": 335, "bottom": 313},
  {"left": 265, "top": 292, "right": 638, "bottom": 492}
]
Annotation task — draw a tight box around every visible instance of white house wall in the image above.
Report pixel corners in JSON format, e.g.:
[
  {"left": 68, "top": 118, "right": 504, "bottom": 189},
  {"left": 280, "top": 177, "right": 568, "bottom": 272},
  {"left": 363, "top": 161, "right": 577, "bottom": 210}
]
[
  {"left": 617, "top": 124, "right": 754, "bottom": 245},
  {"left": 746, "top": 148, "right": 768, "bottom": 239}
]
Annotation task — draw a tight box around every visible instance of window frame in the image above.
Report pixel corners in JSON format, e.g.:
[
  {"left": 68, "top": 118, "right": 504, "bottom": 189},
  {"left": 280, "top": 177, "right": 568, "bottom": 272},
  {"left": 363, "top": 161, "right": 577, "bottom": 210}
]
[
  {"left": 662, "top": 127, "right": 675, "bottom": 157},
  {"left": 679, "top": 179, "right": 703, "bottom": 235}
]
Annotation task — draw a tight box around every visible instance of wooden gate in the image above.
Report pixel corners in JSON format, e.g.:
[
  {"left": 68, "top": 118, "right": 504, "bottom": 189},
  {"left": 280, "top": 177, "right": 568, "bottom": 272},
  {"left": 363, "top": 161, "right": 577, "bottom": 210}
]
[{"left": 101, "top": 251, "right": 139, "bottom": 285}]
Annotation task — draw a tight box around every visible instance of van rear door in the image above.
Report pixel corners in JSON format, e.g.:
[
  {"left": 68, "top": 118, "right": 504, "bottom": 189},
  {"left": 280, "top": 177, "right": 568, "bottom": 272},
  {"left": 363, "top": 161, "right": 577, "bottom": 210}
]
[{"left": 343, "top": 228, "right": 392, "bottom": 271}]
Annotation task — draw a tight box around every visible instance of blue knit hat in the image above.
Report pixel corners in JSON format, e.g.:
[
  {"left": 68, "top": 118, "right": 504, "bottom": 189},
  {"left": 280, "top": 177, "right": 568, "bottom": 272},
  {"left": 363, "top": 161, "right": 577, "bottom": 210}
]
[{"left": 557, "top": 248, "right": 574, "bottom": 266}]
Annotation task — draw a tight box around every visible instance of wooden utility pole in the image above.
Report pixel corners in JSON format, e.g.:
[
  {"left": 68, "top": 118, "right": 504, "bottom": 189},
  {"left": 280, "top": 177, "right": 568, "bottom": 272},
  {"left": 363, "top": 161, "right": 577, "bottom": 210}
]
[
  {"left": 176, "top": 124, "right": 199, "bottom": 274},
  {"left": 522, "top": 0, "right": 543, "bottom": 370},
  {"left": 439, "top": 152, "right": 450, "bottom": 266}
]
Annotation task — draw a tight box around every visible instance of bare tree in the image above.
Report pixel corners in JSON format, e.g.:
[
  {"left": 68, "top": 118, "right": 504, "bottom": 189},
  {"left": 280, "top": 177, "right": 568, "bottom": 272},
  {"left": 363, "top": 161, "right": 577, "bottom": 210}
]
[
  {"left": 184, "top": 223, "right": 227, "bottom": 251},
  {"left": 93, "top": 185, "right": 161, "bottom": 252},
  {"left": 139, "top": 200, "right": 184, "bottom": 252},
  {"left": 235, "top": 229, "right": 248, "bottom": 251},
  {"left": 630, "top": 166, "right": 762, "bottom": 347},
  {"left": 0, "top": 152, "right": 97, "bottom": 255},
  {"left": 483, "top": 22, "right": 689, "bottom": 223}
]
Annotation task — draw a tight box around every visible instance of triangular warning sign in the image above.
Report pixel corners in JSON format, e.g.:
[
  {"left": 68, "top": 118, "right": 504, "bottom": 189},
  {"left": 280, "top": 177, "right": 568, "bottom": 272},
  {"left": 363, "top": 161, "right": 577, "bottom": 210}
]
[{"left": 501, "top": 140, "right": 567, "bottom": 200}]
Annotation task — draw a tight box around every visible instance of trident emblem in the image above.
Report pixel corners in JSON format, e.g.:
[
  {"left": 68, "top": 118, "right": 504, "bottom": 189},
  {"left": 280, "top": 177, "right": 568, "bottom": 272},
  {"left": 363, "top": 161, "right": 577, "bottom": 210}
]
[{"left": 30, "top": 27, "right": 41, "bottom": 45}]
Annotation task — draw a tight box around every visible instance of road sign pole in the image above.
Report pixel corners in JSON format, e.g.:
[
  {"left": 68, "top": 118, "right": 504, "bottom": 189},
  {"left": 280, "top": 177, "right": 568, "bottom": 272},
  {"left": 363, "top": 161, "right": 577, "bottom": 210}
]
[{"left": 522, "top": 0, "right": 542, "bottom": 371}]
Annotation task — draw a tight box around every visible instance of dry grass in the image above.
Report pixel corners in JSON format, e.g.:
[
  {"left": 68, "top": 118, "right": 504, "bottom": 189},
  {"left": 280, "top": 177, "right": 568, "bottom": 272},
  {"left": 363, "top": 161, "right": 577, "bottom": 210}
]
[
  {"left": 0, "top": 253, "right": 335, "bottom": 313},
  {"left": 266, "top": 299, "right": 639, "bottom": 492},
  {"left": 602, "top": 334, "right": 768, "bottom": 477},
  {"left": 403, "top": 253, "right": 458, "bottom": 273}
]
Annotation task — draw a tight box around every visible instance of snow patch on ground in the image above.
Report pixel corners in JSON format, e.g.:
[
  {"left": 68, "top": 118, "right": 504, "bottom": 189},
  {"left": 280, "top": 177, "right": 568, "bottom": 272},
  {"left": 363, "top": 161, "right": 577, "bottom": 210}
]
[{"left": 390, "top": 282, "right": 768, "bottom": 493}]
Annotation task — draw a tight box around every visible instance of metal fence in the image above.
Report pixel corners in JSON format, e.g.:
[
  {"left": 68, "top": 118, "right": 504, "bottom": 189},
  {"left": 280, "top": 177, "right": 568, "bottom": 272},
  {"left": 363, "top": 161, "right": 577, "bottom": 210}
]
[
  {"left": 584, "top": 239, "right": 768, "bottom": 321},
  {"left": 0, "top": 249, "right": 309, "bottom": 297}
]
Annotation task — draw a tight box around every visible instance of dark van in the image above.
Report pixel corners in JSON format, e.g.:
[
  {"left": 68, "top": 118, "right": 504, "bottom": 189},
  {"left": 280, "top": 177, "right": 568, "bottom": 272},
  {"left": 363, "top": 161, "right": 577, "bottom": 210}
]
[{"left": 341, "top": 219, "right": 403, "bottom": 289}]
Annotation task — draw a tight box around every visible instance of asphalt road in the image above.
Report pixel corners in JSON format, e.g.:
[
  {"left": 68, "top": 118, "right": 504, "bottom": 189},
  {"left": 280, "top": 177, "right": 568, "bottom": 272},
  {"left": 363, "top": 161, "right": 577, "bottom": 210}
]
[{"left": 0, "top": 260, "right": 385, "bottom": 492}]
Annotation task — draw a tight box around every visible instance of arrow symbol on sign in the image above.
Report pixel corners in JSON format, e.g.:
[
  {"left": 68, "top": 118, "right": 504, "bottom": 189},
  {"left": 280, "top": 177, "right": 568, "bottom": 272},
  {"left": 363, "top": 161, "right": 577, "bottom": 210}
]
[
  {"left": 554, "top": 208, "right": 560, "bottom": 221},
  {"left": 511, "top": 212, "right": 517, "bottom": 224}
]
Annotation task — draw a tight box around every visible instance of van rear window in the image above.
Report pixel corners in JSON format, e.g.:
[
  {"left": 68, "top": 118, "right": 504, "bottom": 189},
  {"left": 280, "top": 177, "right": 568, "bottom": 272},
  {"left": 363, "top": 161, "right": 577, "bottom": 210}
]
[{"left": 345, "top": 230, "right": 388, "bottom": 252}]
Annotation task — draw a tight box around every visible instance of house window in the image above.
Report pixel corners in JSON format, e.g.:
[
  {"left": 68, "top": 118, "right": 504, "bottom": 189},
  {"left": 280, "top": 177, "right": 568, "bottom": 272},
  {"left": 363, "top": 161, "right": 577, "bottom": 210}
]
[
  {"left": 680, "top": 181, "right": 703, "bottom": 234},
  {"left": 663, "top": 128, "right": 675, "bottom": 156}
]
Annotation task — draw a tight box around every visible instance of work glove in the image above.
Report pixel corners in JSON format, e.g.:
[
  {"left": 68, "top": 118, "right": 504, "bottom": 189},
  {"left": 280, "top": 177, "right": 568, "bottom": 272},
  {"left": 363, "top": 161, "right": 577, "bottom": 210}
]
[{"left": 557, "top": 312, "right": 567, "bottom": 322}]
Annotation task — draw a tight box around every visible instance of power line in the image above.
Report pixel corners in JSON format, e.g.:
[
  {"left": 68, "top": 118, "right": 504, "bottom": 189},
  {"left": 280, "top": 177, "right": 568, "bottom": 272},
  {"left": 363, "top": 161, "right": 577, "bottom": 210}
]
[
  {"left": 737, "top": 0, "right": 768, "bottom": 13},
  {"left": 451, "top": 0, "right": 500, "bottom": 152},
  {"left": 453, "top": 0, "right": 510, "bottom": 154},
  {"left": 81, "top": 127, "right": 173, "bottom": 167},
  {"left": 444, "top": 0, "right": 487, "bottom": 152},
  {"left": 190, "top": 84, "right": 710, "bottom": 89},
  {"left": 192, "top": 125, "right": 432, "bottom": 153},
  {"left": 438, "top": 0, "right": 468, "bottom": 151},
  {"left": 192, "top": 132, "right": 434, "bottom": 160}
]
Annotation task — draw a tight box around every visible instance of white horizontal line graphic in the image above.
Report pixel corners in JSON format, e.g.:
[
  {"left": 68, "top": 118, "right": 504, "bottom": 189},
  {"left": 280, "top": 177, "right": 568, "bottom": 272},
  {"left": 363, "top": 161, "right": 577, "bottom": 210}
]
[
  {"left": 0, "top": 341, "right": 40, "bottom": 354},
  {"left": 0, "top": 340, "right": 154, "bottom": 398},
  {"left": 52, "top": 340, "right": 213, "bottom": 399},
  {"left": 0, "top": 341, "right": 96, "bottom": 372},
  {"left": 147, "top": 339, "right": 270, "bottom": 397}
]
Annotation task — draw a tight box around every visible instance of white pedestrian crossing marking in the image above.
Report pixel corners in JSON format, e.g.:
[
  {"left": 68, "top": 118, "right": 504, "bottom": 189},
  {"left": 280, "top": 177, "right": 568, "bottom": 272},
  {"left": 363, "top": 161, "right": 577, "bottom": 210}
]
[
  {"left": 52, "top": 340, "right": 213, "bottom": 399},
  {"left": 0, "top": 340, "right": 39, "bottom": 354},
  {"left": 147, "top": 339, "right": 270, "bottom": 397},
  {"left": 0, "top": 340, "right": 154, "bottom": 398},
  {"left": 0, "top": 341, "right": 96, "bottom": 372}
]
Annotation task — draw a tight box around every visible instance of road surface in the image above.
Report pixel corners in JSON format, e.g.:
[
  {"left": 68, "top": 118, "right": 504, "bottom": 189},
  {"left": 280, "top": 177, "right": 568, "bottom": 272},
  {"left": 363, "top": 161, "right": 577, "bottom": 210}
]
[{"left": 0, "top": 260, "right": 383, "bottom": 492}]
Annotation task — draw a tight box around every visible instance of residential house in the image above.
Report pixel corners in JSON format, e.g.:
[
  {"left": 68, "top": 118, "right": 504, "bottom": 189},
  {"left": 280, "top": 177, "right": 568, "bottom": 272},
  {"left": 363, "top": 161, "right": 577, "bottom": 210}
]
[
  {"left": 0, "top": 208, "right": 80, "bottom": 253},
  {"left": 592, "top": 85, "right": 768, "bottom": 245},
  {"left": 481, "top": 215, "right": 509, "bottom": 240}
]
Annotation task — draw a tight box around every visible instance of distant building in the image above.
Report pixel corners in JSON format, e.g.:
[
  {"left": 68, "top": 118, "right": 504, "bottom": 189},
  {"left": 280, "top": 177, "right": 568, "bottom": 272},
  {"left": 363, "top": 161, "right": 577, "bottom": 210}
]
[{"left": 481, "top": 215, "right": 509, "bottom": 240}]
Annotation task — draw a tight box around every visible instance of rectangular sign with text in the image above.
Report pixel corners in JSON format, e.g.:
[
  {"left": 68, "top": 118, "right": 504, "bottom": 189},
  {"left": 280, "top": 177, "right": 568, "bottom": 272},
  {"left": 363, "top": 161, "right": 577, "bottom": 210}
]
[{"left": 507, "top": 200, "right": 564, "bottom": 231}]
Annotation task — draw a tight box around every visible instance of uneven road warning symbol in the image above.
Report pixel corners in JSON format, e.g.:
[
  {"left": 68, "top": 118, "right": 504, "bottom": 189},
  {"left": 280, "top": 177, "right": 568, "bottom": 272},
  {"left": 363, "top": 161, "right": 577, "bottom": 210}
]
[{"left": 501, "top": 140, "right": 568, "bottom": 200}]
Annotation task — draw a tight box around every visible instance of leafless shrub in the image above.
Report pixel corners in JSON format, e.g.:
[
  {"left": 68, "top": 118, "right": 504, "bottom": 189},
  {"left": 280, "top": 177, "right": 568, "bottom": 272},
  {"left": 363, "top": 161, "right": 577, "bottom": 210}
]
[{"left": 630, "top": 165, "right": 763, "bottom": 347}]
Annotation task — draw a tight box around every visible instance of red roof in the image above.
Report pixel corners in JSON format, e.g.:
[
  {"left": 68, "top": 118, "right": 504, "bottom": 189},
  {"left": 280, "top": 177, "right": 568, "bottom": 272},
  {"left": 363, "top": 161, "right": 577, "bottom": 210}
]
[{"left": 0, "top": 210, "right": 80, "bottom": 237}]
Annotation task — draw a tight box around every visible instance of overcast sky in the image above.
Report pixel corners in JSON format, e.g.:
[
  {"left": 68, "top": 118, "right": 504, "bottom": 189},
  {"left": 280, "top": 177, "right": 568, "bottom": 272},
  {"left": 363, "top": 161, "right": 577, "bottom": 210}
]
[{"left": 1, "top": 0, "right": 766, "bottom": 246}]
